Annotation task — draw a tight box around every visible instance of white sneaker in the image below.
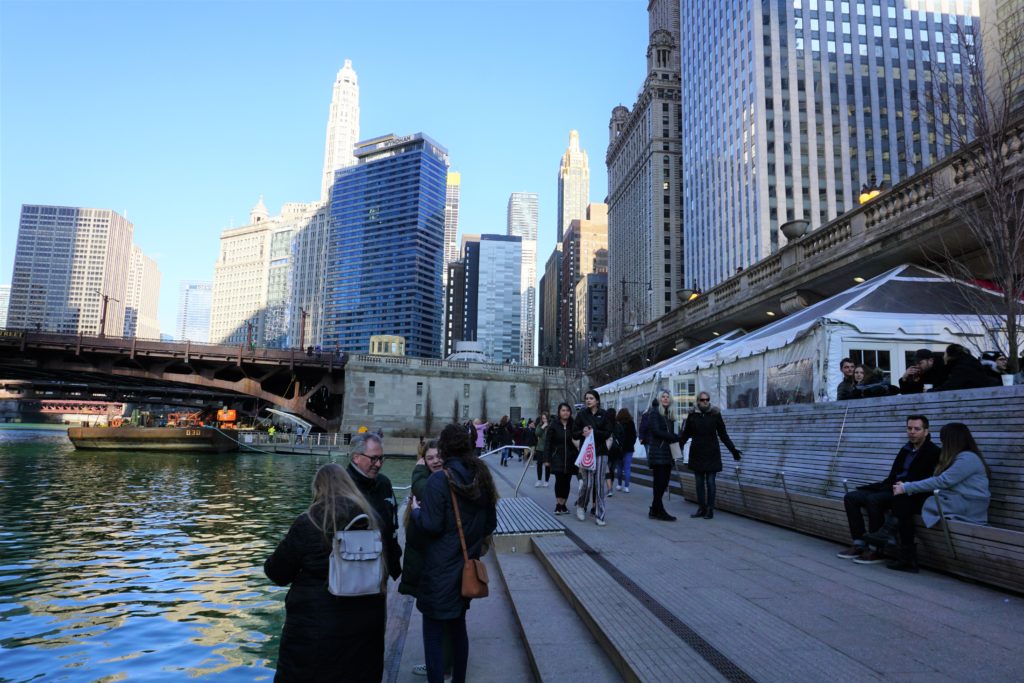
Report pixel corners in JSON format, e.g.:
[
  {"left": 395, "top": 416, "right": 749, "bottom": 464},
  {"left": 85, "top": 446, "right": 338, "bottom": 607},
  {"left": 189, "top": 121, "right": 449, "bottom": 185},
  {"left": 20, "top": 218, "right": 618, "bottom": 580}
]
[
  {"left": 413, "top": 663, "right": 427, "bottom": 676},
  {"left": 596, "top": 519, "right": 607, "bottom": 526},
  {"left": 623, "top": 486, "right": 630, "bottom": 493},
  {"left": 576, "top": 507, "right": 586, "bottom": 521},
  {"left": 615, "top": 484, "right": 622, "bottom": 491},
  {"left": 535, "top": 480, "right": 542, "bottom": 487},
  {"left": 607, "top": 489, "right": 614, "bottom": 497},
  {"left": 543, "top": 481, "right": 550, "bottom": 487}
]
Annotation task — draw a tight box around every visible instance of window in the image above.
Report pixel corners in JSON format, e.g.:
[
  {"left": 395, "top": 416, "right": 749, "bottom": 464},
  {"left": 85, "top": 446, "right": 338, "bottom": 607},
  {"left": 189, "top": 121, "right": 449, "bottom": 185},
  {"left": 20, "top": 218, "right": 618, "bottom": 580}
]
[
  {"left": 367, "top": 402, "right": 374, "bottom": 415},
  {"left": 368, "top": 380, "right": 375, "bottom": 397},
  {"left": 463, "top": 383, "right": 470, "bottom": 398},
  {"left": 415, "top": 404, "right": 422, "bottom": 417},
  {"left": 416, "top": 381, "right": 423, "bottom": 396},
  {"left": 848, "top": 347, "right": 893, "bottom": 383},
  {"left": 510, "top": 384, "right": 517, "bottom": 399},
  {"left": 462, "top": 405, "right": 470, "bottom": 418}
]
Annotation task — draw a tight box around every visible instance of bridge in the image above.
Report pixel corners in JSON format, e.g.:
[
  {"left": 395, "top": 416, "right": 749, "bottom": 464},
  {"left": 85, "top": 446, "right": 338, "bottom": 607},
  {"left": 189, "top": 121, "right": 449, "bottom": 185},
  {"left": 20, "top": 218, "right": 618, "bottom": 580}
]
[
  {"left": 590, "top": 115, "right": 1024, "bottom": 381},
  {"left": 0, "top": 331, "right": 345, "bottom": 429}
]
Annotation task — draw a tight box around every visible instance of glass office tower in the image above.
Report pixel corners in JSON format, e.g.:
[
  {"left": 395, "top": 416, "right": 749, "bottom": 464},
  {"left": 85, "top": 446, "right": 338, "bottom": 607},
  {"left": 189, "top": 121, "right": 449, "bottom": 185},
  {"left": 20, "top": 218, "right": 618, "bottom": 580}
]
[{"left": 323, "top": 133, "right": 448, "bottom": 358}]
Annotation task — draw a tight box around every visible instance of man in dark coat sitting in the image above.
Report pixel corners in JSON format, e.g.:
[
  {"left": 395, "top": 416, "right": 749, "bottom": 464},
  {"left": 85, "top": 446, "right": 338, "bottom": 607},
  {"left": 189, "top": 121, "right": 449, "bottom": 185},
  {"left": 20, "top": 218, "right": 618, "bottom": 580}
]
[
  {"left": 930, "top": 344, "right": 1001, "bottom": 392},
  {"left": 899, "top": 348, "right": 947, "bottom": 393},
  {"left": 347, "top": 433, "right": 402, "bottom": 582},
  {"left": 836, "top": 415, "right": 939, "bottom": 564}
]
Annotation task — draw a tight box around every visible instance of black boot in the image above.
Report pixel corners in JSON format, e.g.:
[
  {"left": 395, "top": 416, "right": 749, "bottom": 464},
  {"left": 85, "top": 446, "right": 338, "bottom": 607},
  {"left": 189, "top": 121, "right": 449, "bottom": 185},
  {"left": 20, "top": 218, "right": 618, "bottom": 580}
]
[
  {"left": 863, "top": 515, "right": 899, "bottom": 547},
  {"left": 703, "top": 508, "right": 714, "bottom": 519},
  {"left": 886, "top": 544, "right": 918, "bottom": 573},
  {"left": 690, "top": 508, "right": 706, "bottom": 518}
]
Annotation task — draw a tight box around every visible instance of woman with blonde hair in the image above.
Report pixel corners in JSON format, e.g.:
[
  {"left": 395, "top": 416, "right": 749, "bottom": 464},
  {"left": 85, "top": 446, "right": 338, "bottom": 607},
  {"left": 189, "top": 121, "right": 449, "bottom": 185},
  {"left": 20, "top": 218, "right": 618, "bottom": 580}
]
[
  {"left": 870, "top": 422, "right": 991, "bottom": 572},
  {"left": 264, "top": 463, "right": 386, "bottom": 682}
]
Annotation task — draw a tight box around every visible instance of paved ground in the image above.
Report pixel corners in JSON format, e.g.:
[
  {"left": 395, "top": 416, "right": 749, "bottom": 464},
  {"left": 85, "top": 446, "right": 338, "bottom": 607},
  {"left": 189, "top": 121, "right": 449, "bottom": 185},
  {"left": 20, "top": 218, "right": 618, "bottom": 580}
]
[{"left": 386, "top": 460, "right": 1024, "bottom": 682}]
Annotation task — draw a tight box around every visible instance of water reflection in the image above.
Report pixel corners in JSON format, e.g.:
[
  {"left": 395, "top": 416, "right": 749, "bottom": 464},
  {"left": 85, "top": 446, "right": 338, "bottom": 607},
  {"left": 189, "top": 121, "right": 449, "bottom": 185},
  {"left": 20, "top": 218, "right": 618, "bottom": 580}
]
[{"left": 0, "top": 428, "right": 413, "bottom": 681}]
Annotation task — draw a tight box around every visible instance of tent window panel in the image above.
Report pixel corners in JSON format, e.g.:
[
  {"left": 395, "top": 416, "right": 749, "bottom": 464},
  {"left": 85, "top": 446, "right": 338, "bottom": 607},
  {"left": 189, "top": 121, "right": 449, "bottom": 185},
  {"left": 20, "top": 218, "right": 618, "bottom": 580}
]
[
  {"left": 849, "top": 348, "right": 893, "bottom": 384},
  {"left": 673, "top": 377, "right": 697, "bottom": 418},
  {"left": 767, "top": 359, "right": 814, "bottom": 406},
  {"left": 726, "top": 371, "right": 760, "bottom": 409}
]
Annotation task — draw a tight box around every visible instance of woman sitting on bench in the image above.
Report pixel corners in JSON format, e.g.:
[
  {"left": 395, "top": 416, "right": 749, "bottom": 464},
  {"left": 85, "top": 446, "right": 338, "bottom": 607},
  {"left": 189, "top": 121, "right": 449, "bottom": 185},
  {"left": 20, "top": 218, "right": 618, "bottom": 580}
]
[{"left": 873, "top": 422, "right": 991, "bottom": 573}]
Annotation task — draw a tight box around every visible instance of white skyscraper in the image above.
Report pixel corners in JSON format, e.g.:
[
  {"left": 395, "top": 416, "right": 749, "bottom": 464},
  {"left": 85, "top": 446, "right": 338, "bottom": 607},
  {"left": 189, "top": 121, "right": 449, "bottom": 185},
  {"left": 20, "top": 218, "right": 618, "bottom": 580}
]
[
  {"left": 477, "top": 235, "right": 522, "bottom": 364},
  {"left": 123, "top": 245, "right": 161, "bottom": 339},
  {"left": 507, "top": 192, "right": 538, "bottom": 365},
  {"left": 557, "top": 130, "right": 590, "bottom": 241},
  {"left": 0, "top": 285, "right": 10, "bottom": 328},
  {"left": 8, "top": 205, "right": 133, "bottom": 336},
  {"left": 443, "top": 172, "right": 461, "bottom": 273},
  {"left": 320, "top": 59, "right": 360, "bottom": 202},
  {"left": 177, "top": 280, "right": 212, "bottom": 343}
]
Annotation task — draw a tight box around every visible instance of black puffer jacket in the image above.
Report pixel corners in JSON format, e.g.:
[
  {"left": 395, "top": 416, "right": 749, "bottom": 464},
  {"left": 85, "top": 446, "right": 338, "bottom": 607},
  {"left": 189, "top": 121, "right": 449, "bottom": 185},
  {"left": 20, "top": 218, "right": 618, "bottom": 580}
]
[
  {"left": 347, "top": 464, "right": 402, "bottom": 580},
  {"left": 932, "top": 354, "right": 1000, "bottom": 392},
  {"left": 645, "top": 401, "right": 677, "bottom": 466},
  {"left": 680, "top": 405, "right": 740, "bottom": 473},
  {"left": 547, "top": 419, "right": 578, "bottom": 474},
  {"left": 398, "top": 464, "right": 431, "bottom": 597},
  {"left": 413, "top": 459, "right": 497, "bottom": 620},
  {"left": 572, "top": 408, "right": 611, "bottom": 457},
  {"left": 264, "top": 503, "right": 387, "bottom": 682}
]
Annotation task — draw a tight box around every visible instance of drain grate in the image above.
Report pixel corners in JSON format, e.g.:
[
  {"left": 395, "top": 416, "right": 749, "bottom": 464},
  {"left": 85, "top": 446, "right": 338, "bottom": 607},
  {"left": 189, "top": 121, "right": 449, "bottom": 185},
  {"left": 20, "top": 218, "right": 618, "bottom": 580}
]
[{"left": 561, "top": 526, "right": 757, "bottom": 683}]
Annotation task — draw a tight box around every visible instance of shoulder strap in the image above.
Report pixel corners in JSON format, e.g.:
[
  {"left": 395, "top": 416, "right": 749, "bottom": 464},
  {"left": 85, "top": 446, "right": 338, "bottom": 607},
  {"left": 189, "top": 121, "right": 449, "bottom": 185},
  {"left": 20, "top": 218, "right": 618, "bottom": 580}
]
[
  {"left": 343, "top": 513, "right": 370, "bottom": 531},
  {"left": 445, "top": 471, "right": 470, "bottom": 563}
]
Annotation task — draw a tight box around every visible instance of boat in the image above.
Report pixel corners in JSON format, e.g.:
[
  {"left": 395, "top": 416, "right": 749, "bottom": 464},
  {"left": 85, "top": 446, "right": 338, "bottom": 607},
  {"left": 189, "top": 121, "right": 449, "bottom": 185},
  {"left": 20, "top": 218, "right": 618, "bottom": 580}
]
[{"left": 67, "top": 425, "right": 239, "bottom": 452}]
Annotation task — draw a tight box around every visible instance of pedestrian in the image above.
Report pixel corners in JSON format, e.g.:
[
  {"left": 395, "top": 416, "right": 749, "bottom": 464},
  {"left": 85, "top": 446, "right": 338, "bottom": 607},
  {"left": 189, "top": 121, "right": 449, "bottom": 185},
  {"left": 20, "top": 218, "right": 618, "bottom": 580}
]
[
  {"left": 472, "top": 418, "right": 488, "bottom": 457},
  {"left": 346, "top": 433, "right": 403, "bottom": 583},
  {"left": 866, "top": 422, "right": 991, "bottom": 573},
  {"left": 411, "top": 424, "right": 498, "bottom": 683},
  {"left": 534, "top": 413, "right": 551, "bottom": 487},
  {"left": 495, "top": 416, "right": 514, "bottom": 466},
  {"left": 264, "top": 463, "right": 386, "bottom": 682},
  {"left": 646, "top": 390, "right": 678, "bottom": 521},
  {"left": 679, "top": 391, "right": 743, "bottom": 519},
  {"left": 604, "top": 407, "right": 623, "bottom": 498},
  {"left": 613, "top": 408, "right": 637, "bottom": 493},
  {"left": 572, "top": 389, "right": 611, "bottom": 526},
  {"left": 399, "top": 440, "right": 453, "bottom": 678},
  {"left": 547, "top": 403, "right": 578, "bottom": 515}
]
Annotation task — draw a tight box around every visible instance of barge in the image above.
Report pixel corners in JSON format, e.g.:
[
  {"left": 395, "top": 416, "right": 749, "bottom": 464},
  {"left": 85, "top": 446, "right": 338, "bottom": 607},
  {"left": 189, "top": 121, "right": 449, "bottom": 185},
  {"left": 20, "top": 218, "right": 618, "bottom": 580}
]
[{"left": 67, "top": 426, "right": 239, "bottom": 453}]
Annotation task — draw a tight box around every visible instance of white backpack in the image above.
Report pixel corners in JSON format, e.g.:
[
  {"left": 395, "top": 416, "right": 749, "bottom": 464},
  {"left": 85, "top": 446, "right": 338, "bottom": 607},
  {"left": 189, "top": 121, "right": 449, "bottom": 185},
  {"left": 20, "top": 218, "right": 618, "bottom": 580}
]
[{"left": 328, "top": 514, "right": 384, "bottom": 597}]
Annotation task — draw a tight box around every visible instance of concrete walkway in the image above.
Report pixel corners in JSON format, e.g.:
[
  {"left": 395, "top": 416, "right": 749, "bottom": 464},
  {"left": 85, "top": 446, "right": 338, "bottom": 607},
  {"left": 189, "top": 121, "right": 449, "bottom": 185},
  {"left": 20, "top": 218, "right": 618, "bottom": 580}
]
[{"left": 486, "top": 461, "right": 1024, "bottom": 682}]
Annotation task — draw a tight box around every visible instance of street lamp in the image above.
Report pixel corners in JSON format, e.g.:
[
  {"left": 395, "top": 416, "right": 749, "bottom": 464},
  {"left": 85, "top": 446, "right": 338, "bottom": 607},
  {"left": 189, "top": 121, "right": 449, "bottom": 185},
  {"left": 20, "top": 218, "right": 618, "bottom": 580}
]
[
  {"left": 678, "top": 279, "right": 702, "bottom": 302},
  {"left": 93, "top": 289, "right": 120, "bottom": 338},
  {"left": 858, "top": 173, "right": 885, "bottom": 204}
]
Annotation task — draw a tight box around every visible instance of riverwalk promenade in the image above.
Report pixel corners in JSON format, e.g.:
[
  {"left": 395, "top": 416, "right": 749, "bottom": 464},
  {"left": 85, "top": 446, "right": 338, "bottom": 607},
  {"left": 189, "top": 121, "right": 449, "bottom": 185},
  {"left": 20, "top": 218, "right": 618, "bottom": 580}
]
[{"left": 382, "top": 457, "right": 1024, "bottom": 682}]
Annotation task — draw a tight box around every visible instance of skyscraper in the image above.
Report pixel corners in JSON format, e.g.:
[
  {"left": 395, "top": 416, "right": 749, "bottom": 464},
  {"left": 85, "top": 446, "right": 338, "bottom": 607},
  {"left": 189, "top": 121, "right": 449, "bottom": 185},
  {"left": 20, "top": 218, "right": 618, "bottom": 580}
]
[
  {"left": 606, "top": 0, "right": 682, "bottom": 341},
  {"left": 560, "top": 204, "right": 608, "bottom": 366},
  {"left": 507, "top": 192, "right": 538, "bottom": 365},
  {"left": 177, "top": 280, "right": 212, "bottom": 343},
  {"left": 557, "top": 130, "right": 590, "bottom": 241},
  {"left": 443, "top": 172, "right": 461, "bottom": 274},
  {"left": 322, "top": 133, "right": 448, "bottom": 358},
  {"left": 320, "top": 59, "right": 360, "bottom": 202},
  {"left": 0, "top": 285, "right": 10, "bottom": 328},
  {"left": 8, "top": 205, "right": 133, "bottom": 336},
  {"left": 476, "top": 235, "right": 522, "bottom": 364},
  {"left": 123, "top": 245, "right": 161, "bottom": 339},
  {"left": 539, "top": 246, "right": 562, "bottom": 366},
  {"left": 680, "top": 0, "right": 979, "bottom": 290}
]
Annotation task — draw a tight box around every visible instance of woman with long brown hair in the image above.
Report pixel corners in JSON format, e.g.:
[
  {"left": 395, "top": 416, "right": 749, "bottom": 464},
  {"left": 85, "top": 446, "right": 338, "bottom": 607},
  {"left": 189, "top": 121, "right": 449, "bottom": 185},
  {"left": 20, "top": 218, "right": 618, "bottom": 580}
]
[
  {"left": 872, "top": 422, "right": 991, "bottom": 572},
  {"left": 264, "top": 463, "right": 385, "bottom": 682}
]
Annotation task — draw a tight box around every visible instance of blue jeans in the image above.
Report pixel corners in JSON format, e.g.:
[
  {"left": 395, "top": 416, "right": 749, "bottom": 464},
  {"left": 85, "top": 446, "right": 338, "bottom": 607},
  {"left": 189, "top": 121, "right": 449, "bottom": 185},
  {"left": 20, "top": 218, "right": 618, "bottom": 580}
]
[
  {"left": 615, "top": 451, "right": 634, "bottom": 486},
  {"left": 694, "top": 471, "right": 718, "bottom": 510},
  {"left": 422, "top": 613, "right": 468, "bottom": 683}
]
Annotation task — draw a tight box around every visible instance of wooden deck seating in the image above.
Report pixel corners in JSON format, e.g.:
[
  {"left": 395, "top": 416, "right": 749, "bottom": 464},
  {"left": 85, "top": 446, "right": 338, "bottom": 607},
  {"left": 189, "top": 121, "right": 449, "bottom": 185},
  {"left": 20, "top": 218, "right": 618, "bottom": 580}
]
[{"left": 637, "top": 386, "right": 1024, "bottom": 593}]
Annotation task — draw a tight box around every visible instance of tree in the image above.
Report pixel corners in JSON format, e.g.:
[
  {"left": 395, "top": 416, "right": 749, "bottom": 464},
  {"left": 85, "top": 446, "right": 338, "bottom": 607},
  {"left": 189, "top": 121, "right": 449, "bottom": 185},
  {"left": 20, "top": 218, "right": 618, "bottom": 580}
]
[
  {"left": 923, "top": 17, "right": 1024, "bottom": 372},
  {"left": 452, "top": 396, "right": 460, "bottom": 424},
  {"left": 423, "top": 387, "right": 434, "bottom": 435}
]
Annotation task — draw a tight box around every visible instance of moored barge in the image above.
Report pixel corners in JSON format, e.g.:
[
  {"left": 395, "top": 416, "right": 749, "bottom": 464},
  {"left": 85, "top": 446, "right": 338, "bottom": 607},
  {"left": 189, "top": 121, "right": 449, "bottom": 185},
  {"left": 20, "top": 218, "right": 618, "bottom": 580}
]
[{"left": 67, "top": 426, "right": 239, "bottom": 453}]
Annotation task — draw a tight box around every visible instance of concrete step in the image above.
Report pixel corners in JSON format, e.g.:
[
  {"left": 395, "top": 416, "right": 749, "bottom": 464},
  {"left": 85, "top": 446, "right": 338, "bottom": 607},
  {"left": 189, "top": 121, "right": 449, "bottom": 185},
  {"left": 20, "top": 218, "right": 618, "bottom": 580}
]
[
  {"left": 495, "top": 545, "right": 622, "bottom": 682},
  {"left": 530, "top": 534, "right": 734, "bottom": 683}
]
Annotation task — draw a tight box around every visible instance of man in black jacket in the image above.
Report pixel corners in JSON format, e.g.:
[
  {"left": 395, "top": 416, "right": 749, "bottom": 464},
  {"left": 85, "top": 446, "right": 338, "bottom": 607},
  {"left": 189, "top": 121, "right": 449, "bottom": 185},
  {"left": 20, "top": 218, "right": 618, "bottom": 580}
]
[
  {"left": 837, "top": 415, "right": 939, "bottom": 564},
  {"left": 931, "top": 344, "right": 1000, "bottom": 392},
  {"left": 899, "top": 348, "right": 946, "bottom": 393},
  {"left": 347, "top": 433, "right": 402, "bottom": 581}
]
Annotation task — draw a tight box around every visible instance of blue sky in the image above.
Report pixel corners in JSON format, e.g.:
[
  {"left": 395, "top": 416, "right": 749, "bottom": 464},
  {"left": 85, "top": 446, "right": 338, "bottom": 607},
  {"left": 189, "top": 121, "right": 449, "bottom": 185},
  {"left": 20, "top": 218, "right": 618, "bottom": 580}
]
[{"left": 0, "top": 0, "right": 646, "bottom": 334}]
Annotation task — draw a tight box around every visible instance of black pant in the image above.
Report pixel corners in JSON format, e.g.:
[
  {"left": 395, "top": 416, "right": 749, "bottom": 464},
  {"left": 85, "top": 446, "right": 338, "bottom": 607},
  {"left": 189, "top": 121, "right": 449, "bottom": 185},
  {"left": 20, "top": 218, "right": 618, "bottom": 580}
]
[
  {"left": 694, "top": 471, "right": 717, "bottom": 510},
  {"left": 890, "top": 492, "right": 930, "bottom": 546},
  {"left": 553, "top": 472, "right": 573, "bottom": 499},
  {"left": 651, "top": 464, "right": 672, "bottom": 513},
  {"left": 843, "top": 488, "right": 893, "bottom": 541},
  {"left": 423, "top": 612, "right": 468, "bottom": 683},
  {"left": 536, "top": 460, "right": 550, "bottom": 481}
]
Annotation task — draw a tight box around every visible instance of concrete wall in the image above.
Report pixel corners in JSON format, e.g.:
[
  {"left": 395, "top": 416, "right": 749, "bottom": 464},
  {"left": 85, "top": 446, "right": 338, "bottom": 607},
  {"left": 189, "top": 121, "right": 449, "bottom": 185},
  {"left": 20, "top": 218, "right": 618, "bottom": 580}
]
[{"left": 341, "top": 354, "right": 586, "bottom": 437}]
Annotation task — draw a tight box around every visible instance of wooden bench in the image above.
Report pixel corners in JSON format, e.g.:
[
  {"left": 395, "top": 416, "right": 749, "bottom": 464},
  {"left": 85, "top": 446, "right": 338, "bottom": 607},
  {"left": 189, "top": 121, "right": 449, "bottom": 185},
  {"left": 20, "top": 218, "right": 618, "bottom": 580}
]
[{"left": 637, "top": 385, "right": 1024, "bottom": 594}]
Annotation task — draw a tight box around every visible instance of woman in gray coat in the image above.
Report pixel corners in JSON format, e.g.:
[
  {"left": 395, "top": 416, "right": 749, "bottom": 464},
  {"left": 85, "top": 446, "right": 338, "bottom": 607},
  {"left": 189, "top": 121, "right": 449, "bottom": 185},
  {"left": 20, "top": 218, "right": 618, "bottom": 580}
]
[{"left": 883, "top": 422, "right": 991, "bottom": 572}]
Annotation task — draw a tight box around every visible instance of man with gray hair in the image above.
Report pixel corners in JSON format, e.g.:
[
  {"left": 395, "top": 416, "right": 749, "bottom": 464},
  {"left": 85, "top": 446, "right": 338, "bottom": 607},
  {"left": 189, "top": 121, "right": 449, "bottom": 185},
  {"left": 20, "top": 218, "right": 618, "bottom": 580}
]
[{"left": 346, "top": 433, "right": 402, "bottom": 581}]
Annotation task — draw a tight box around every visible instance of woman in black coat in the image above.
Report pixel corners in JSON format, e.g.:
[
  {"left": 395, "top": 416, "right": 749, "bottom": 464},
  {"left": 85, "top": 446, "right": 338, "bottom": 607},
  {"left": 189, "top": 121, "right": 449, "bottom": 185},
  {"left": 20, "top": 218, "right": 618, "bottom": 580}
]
[
  {"left": 679, "top": 391, "right": 742, "bottom": 519},
  {"left": 264, "top": 463, "right": 386, "bottom": 683},
  {"left": 646, "top": 390, "right": 679, "bottom": 521},
  {"left": 547, "top": 402, "right": 579, "bottom": 515},
  {"left": 412, "top": 424, "right": 498, "bottom": 683},
  {"left": 572, "top": 389, "right": 612, "bottom": 525}
]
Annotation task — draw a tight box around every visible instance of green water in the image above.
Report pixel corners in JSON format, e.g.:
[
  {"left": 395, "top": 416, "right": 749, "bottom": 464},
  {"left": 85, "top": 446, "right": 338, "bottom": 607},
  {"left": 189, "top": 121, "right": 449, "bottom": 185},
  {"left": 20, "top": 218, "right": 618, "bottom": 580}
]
[{"left": 0, "top": 427, "right": 413, "bottom": 681}]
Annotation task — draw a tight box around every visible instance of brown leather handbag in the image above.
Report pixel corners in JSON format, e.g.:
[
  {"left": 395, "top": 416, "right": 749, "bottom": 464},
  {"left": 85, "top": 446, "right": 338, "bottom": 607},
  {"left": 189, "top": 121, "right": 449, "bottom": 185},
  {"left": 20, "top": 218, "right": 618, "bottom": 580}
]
[{"left": 449, "top": 485, "right": 489, "bottom": 599}]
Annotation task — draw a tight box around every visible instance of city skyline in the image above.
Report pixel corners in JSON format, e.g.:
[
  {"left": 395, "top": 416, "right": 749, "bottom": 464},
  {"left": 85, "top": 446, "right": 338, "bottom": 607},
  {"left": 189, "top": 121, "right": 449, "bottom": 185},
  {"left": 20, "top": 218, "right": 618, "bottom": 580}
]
[{"left": 0, "top": 2, "right": 645, "bottom": 335}]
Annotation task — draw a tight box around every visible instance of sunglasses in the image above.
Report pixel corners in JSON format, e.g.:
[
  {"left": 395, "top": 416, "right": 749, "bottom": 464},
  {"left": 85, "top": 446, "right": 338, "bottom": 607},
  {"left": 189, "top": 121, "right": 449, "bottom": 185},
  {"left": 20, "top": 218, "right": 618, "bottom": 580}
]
[
  {"left": 698, "top": 398, "right": 710, "bottom": 403},
  {"left": 356, "top": 453, "right": 385, "bottom": 465}
]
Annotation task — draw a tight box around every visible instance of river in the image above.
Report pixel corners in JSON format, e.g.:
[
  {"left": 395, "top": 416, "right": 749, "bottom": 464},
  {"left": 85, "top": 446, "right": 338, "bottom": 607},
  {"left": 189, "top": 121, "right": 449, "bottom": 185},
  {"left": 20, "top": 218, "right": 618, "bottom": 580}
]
[{"left": 0, "top": 426, "right": 412, "bottom": 681}]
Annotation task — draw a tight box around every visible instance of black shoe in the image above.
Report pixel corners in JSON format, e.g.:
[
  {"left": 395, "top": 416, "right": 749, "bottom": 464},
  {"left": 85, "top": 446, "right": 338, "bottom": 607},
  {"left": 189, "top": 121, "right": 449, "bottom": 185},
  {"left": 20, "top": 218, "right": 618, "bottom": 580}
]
[
  {"left": 703, "top": 509, "right": 714, "bottom": 519},
  {"left": 886, "top": 545, "right": 918, "bottom": 573},
  {"left": 649, "top": 509, "right": 657, "bottom": 519},
  {"left": 690, "top": 508, "right": 706, "bottom": 518}
]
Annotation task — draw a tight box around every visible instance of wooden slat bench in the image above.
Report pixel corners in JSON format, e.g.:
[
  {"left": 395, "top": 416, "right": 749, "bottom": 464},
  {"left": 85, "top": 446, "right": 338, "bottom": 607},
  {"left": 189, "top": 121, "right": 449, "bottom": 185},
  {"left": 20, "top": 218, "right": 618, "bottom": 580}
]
[{"left": 635, "top": 385, "right": 1024, "bottom": 593}]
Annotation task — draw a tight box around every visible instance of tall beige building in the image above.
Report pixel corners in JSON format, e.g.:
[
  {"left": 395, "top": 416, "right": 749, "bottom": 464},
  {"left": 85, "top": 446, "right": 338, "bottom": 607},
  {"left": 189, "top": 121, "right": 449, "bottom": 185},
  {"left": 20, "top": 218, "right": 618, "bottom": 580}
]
[
  {"left": 981, "top": 0, "right": 1024, "bottom": 113},
  {"left": 559, "top": 203, "right": 608, "bottom": 365},
  {"left": 557, "top": 130, "right": 590, "bottom": 241},
  {"left": 320, "top": 59, "right": 360, "bottom": 202},
  {"left": 123, "top": 245, "right": 161, "bottom": 339},
  {"left": 8, "top": 206, "right": 133, "bottom": 336}
]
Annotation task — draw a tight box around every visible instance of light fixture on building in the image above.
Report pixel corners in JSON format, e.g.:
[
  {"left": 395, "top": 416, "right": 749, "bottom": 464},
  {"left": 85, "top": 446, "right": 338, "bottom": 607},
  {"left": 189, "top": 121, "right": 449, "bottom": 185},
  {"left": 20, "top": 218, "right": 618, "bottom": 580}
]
[
  {"left": 712, "top": 331, "right": 720, "bottom": 336},
  {"left": 678, "top": 279, "right": 702, "bottom": 302},
  {"left": 853, "top": 276, "right": 865, "bottom": 283},
  {"left": 858, "top": 173, "right": 885, "bottom": 205},
  {"left": 766, "top": 310, "right": 776, "bottom": 317}
]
